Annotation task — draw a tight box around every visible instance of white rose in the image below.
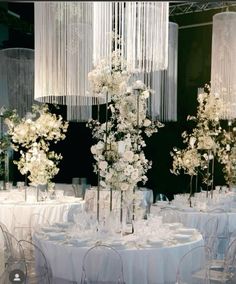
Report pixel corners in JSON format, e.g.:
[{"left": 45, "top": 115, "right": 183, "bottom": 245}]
[
  {"left": 133, "top": 80, "right": 145, "bottom": 90},
  {"left": 131, "top": 169, "right": 139, "bottom": 180},
  {"left": 96, "top": 141, "right": 104, "bottom": 150},
  {"left": 124, "top": 165, "right": 134, "bottom": 176},
  {"left": 120, "top": 183, "right": 129, "bottom": 191},
  {"left": 142, "top": 90, "right": 150, "bottom": 99},
  {"left": 100, "top": 180, "right": 107, "bottom": 188},
  {"left": 143, "top": 119, "right": 151, "bottom": 127},
  {"left": 106, "top": 172, "right": 113, "bottom": 181},
  {"left": 189, "top": 137, "right": 196, "bottom": 149},
  {"left": 118, "top": 141, "right": 126, "bottom": 154},
  {"left": 123, "top": 151, "right": 134, "bottom": 162},
  {"left": 91, "top": 145, "right": 97, "bottom": 155},
  {"left": 98, "top": 160, "right": 108, "bottom": 171}
]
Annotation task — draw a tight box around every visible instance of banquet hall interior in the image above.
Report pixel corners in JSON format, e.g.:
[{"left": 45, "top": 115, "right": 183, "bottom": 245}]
[
  {"left": 1, "top": 1, "right": 236, "bottom": 284},
  {"left": 1, "top": 1, "right": 229, "bottom": 200}
]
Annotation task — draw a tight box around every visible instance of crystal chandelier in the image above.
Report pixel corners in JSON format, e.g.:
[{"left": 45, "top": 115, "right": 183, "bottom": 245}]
[
  {"left": 0, "top": 48, "right": 34, "bottom": 118},
  {"left": 150, "top": 22, "right": 178, "bottom": 122},
  {"left": 93, "top": 2, "right": 169, "bottom": 73},
  {"left": 35, "top": 2, "right": 169, "bottom": 121},
  {"left": 34, "top": 2, "right": 106, "bottom": 121},
  {"left": 211, "top": 11, "right": 236, "bottom": 119}
]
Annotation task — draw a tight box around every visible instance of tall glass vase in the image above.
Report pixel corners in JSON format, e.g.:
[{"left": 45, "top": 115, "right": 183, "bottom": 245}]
[
  {"left": 188, "top": 175, "right": 194, "bottom": 207},
  {"left": 205, "top": 150, "right": 214, "bottom": 198}
]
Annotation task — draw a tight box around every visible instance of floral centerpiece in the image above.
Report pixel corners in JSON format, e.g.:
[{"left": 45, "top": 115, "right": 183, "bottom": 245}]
[
  {"left": 5, "top": 104, "right": 68, "bottom": 188},
  {"left": 171, "top": 84, "right": 227, "bottom": 198},
  {"left": 216, "top": 123, "right": 236, "bottom": 189},
  {"left": 87, "top": 51, "right": 164, "bottom": 221}
]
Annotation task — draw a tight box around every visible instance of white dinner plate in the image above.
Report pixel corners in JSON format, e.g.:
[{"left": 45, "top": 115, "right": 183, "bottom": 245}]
[
  {"left": 47, "top": 232, "right": 66, "bottom": 241},
  {"left": 177, "top": 228, "right": 196, "bottom": 235},
  {"left": 147, "top": 239, "right": 164, "bottom": 247},
  {"left": 174, "top": 234, "right": 191, "bottom": 242},
  {"left": 41, "top": 226, "right": 61, "bottom": 233},
  {"left": 167, "top": 223, "right": 183, "bottom": 230}
]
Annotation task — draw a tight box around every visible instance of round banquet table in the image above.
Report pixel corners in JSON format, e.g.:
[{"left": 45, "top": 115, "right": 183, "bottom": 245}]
[
  {"left": 153, "top": 204, "right": 236, "bottom": 258},
  {"left": 34, "top": 227, "right": 204, "bottom": 284},
  {"left": 0, "top": 192, "right": 84, "bottom": 239}
]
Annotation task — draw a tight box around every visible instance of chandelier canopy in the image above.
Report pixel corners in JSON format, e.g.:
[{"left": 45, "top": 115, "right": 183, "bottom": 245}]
[
  {"left": 93, "top": 2, "right": 169, "bottom": 73},
  {"left": 0, "top": 48, "right": 34, "bottom": 118},
  {"left": 34, "top": 2, "right": 169, "bottom": 121},
  {"left": 151, "top": 22, "right": 178, "bottom": 122},
  {"left": 34, "top": 2, "right": 105, "bottom": 121},
  {"left": 211, "top": 11, "right": 236, "bottom": 119}
]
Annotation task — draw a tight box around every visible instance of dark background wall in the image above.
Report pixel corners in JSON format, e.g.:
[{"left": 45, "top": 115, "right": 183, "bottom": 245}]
[{"left": 1, "top": 2, "right": 232, "bottom": 200}]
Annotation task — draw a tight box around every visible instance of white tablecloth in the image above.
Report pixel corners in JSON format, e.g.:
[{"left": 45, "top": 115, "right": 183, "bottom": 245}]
[
  {"left": 155, "top": 209, "right": 236, "bottom": 236},
  {"left": 34, "top": 231, "right": 203, "bottom": 284},
  {"left": 0, "top": 195, "right": 84, "bottom": 239},
  {"left": 155, "top": 206, "right": 236, "bottom": 258}
]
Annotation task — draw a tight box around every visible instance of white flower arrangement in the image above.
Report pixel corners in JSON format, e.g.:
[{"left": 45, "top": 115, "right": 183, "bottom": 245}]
[
  {"left": 5, "top": 104, "right": 68, "bottom": 186},
  {"left": 171, "top": 84, "right": 227, "bottom": 186},
  {"left": 170, "top": 148, "right": 201, "bottom": 176},
  {"left": 88, "top": 52, "right": 164, "bottom": 191},
  {"left": 216, "top": 126, "right": 236, "bottom": 186},
  {"left": 88, "top": 50, "right": 129, "bottom": 97}
]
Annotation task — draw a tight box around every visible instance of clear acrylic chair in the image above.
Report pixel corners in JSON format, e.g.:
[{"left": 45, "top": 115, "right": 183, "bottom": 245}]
[
  {"left": 0, "top": 230, "right": 27, "bottom": 283},
  {"left": 13, "top": 211, "right": 32, "bottom": 242},
  {"left": 14, "top": 213, "right": 51, "bottom": 243},
  {"left": 176, "top": 245, "right": 212, "bottom": 284},
  {"left": 201, "top": 216, "right": 219, "bottom": 259},
  {"left": 18, "top": 239, "right": 52, "bottom": 284},
  {"left": 155, "top": 193, "right": 169, "bottom": 202},
  {"left": 0, "top": 222, "right": 9, "bottom": 233},
  {"left": 207, "top": 209, "right": 230, "bottom": 258},
  {"left": 160, "top": 207, "right": 181, "bottom": 223},
  {"left": 197, "top": 239, "right": 236, "bottom": 283},
  {"left": 85, "top": 197, "right": 95, "bottom": 213},
  {"left": 81, "top": 244, "right": 125, "bottom": 284},
  {"left": 29, "top": 213, "right": 51, "bottom": 233}
]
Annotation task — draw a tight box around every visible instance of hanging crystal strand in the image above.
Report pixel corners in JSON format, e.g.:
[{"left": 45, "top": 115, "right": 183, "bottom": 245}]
[
  {"left": 35, "top": 2, "right": 94, "bottom": 121},
  {"left": 0, "top": 114, "right": 5, "bottom": 190},
  {"left": 96, "top": 101, "right": 101, "bottom": 223},
  {"left": 211, "top": 12, "right": 236, "bottom": 119}
]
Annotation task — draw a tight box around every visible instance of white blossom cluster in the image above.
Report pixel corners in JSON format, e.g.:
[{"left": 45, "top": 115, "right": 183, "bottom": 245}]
[
  {"left": 88, "top": 52, "right": 164, "bottom": 191},
  {"left": 171, "top": 85, "right": 228, "bottom": 184},
  {"left": 171, "top": 148, "right": 201, "bottom": 176},
  {"left": 88, "top": 51, "right": 129, "bottom": 97},
  {"left": 5, "top": 104, "right": 68, "bottom": 186}
]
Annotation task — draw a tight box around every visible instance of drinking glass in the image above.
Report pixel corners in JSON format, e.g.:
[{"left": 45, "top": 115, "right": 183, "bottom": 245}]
[{"left": 72, "top": 177, "right": 87, "bottom": 199}]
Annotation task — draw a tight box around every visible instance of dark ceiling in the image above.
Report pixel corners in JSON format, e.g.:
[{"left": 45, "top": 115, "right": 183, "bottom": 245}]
[{"left": 2, "top": 1, "right": 236, "bottom": 49}]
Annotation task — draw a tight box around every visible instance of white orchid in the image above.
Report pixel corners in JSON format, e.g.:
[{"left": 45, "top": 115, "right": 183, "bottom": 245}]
[{"left": 6, "top": 104, "right": 68, "bottom": 186}]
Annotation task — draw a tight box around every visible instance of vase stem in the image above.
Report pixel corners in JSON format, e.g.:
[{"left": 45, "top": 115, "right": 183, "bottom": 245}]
[
  {"left": 188, "top": 175, "right": 193, "bottom": 207},
  {"left": 97, "top": 173, "right": 100, "bottom": 222},
  {"left": 25, "top": 187, "right": 27, "bottom": 202},
  {"left": 210, "top": 155, "right": 215, "bottom": 199},
  {"left": 37, "top": 186, "right": 39, "bottom": 202},
  {"left": 120, "top": 190, "right": 123, "bottom": 224}
]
